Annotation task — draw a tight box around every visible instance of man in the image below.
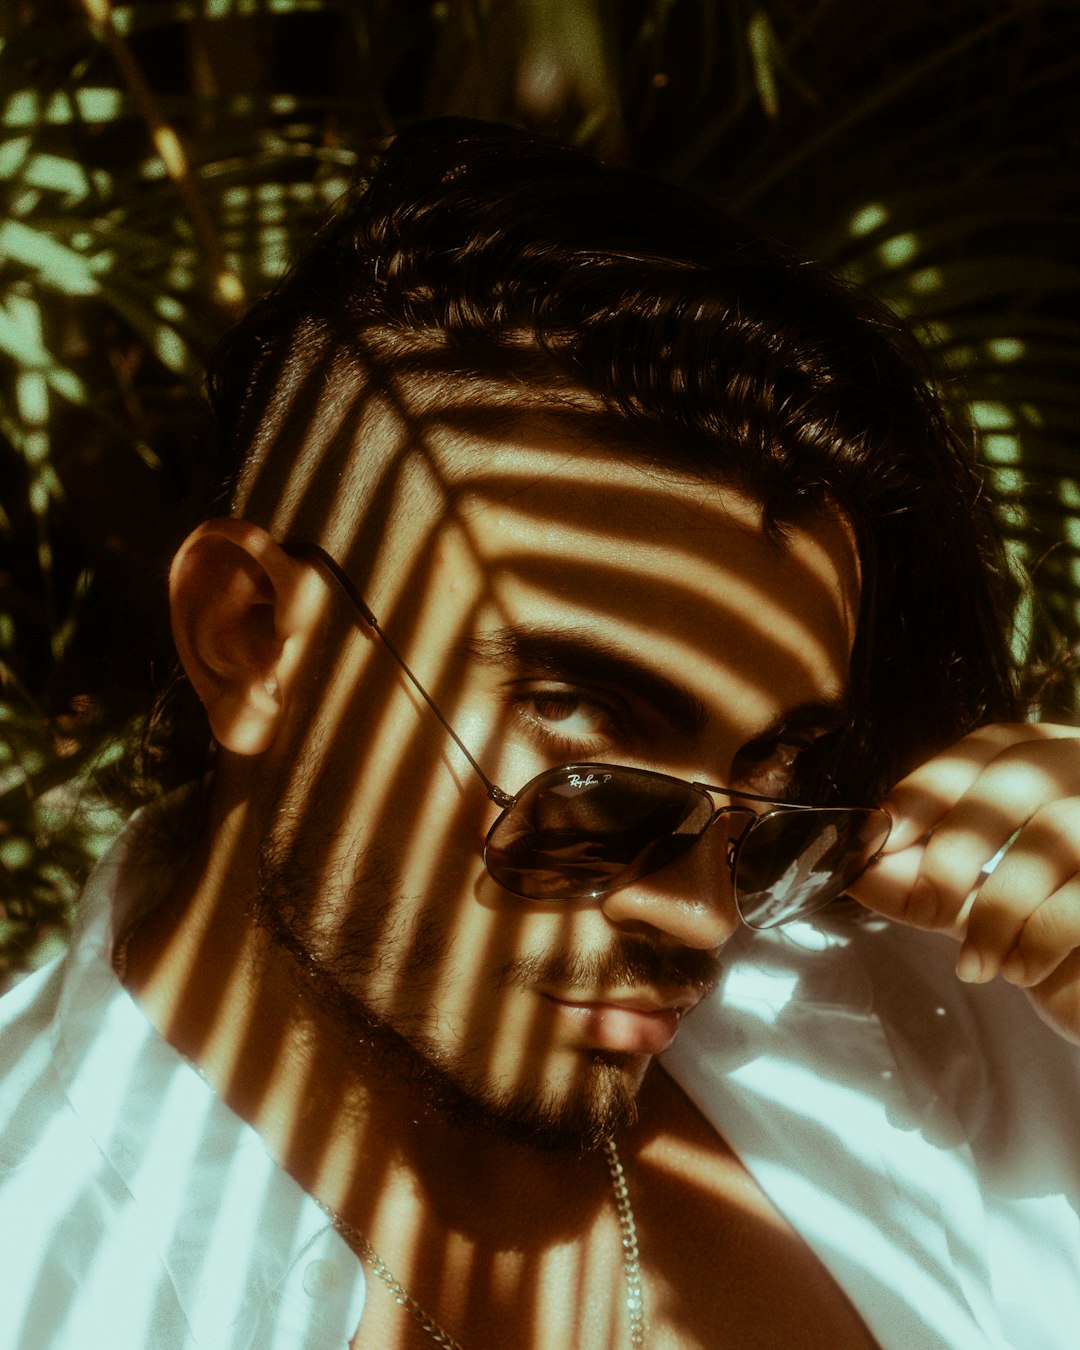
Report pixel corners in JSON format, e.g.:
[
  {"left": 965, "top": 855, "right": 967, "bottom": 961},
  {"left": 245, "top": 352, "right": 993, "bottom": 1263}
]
[{"left": 2, "top": 119, "right": 1078, "bottom": 1348}]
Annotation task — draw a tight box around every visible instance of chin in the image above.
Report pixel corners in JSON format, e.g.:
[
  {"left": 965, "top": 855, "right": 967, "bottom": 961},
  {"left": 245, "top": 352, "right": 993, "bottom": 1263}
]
[
  {"left": 254, "top": 845, "right": 645, "bottom": 1151},
  {"left": 260, "top": 917, "right": 640, "bottom": 1152},
  {"left": 433, "top": 1051, "right": 644, "bottom": 1154}
]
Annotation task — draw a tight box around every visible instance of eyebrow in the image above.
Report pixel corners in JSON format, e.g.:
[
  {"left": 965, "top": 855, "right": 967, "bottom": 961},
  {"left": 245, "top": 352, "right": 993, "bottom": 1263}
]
[
  {"left": 462, "top": 625, "right": 710, "bottom": 737},
  {"left": 464, "top": 625, "right": 852, "bottom": 748}
]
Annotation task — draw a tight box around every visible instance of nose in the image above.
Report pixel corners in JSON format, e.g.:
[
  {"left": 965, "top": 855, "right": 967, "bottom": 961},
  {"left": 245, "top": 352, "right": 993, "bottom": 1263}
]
[{"left": 597, "top": 810, "right": 748, "bottom": 950}]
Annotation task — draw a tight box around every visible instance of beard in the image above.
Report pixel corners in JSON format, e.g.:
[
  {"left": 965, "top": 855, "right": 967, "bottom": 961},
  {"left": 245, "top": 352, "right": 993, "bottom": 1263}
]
[{"left": 252, "top": 754, "right": 719, "bottom": 1153}]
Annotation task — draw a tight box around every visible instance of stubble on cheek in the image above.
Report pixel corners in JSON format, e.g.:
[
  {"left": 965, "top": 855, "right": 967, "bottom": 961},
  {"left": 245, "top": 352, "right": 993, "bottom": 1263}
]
[
  {"left": 254, "top": 797, "right": 447, "bottom": 1002},
  {"left": 249, "top": 745, "right": 713, "bottom": 1151},
  {"left": 253, "top": 818, "right": 646, "bottom": 1150}
]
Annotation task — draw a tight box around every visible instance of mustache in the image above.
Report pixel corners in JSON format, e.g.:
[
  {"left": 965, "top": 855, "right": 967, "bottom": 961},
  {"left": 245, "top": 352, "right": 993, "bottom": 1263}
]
[{"left": 497, "top": 939, "right": 720, "bottom": 995}]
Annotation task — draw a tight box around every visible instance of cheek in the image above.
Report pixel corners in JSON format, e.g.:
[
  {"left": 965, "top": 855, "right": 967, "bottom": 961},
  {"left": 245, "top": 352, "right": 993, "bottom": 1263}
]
[
  {"left": 282, "top": 662, "right": 492, "bottom": 882},
  {"left": 377, "top": 753, "right": 496, "bottom": 903}
]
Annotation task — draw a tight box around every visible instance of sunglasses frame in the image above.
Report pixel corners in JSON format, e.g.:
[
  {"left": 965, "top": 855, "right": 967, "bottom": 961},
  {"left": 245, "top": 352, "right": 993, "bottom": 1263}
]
[
  {"left": 286, "top": 541, "right": 891, "bottom": 928},
  {"left": 481, "top": 761, "right": 891, "bottom": 928}
]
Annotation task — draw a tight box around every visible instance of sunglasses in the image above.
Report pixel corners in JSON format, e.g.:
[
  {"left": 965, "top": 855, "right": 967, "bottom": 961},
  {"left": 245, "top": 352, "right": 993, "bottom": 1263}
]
[{"left": 287, "top": 543, "right": 891, "bottom": 931}]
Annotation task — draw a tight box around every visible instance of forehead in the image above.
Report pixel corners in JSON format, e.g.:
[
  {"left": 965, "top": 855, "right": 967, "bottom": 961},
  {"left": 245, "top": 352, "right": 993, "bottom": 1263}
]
[{"left": 362, "top": 425, "right": 860, "bottom": 741}]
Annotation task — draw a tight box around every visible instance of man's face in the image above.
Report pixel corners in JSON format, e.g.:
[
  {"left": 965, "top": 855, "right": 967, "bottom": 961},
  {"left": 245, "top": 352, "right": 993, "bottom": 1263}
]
[{"left": 254, "top": 428, "right": 860, "bottom": 1148}]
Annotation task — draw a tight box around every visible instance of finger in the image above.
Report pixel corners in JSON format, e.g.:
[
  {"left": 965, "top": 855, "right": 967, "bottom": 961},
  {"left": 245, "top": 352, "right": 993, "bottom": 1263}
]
[
  {"left": 882, "top": 724, "right": 1080, "bottom": 853},
  {"left": 998, "top": 872, "right": 1080, "bottom": 989},
  {"left": 881, "top": 726, "right": 1018, "bottom": 852},
  {"left": 848, "top": 844, "right": 968, "bottom": 939},
  {"left": 847, "top": 845, "right": 923, "bottom": 921},
  {"left": 1022, "top": 948, "right": 1080, "bottom": 1047},
  {"left": 903, "top": 742, "right": 1080, "bottom": 929},
  {"left": 952, "top": 799, "right": 1080, "bottom": 981}
]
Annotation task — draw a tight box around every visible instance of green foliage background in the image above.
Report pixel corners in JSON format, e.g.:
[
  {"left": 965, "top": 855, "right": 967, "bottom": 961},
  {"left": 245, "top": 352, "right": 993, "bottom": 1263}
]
[{"left": 2, "top": 0, "right": 1079, "bottom": 984}]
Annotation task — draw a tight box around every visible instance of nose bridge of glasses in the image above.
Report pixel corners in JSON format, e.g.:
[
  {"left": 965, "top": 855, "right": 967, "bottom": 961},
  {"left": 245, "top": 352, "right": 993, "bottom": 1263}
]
[
  {"left": 702, "top": 801, "right": 757, "bottom": 871},
  {"left": 707, "top": 801, "right": 757, "bottom": 840}
]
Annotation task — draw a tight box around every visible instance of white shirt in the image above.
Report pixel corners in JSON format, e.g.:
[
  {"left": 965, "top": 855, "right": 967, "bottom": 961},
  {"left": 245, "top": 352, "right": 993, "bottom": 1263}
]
[
  {"left": 2, "top": 816, "right": 1079, "bottom": 1348},
  {"left": 0, "top": 816, "right": 366, "bottom": 1349},
  {"left": 664, "top": 917, "right": 1080, "bottom": 1349}
]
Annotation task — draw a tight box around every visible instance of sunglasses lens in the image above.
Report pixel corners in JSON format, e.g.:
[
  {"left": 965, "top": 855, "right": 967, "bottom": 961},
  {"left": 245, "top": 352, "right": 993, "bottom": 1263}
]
[
  {"left": 734, "top": 807, "right": 892, "bottom": 930},
  {"left": 484, "top": 764, "right": 714, "bottom": 900}
]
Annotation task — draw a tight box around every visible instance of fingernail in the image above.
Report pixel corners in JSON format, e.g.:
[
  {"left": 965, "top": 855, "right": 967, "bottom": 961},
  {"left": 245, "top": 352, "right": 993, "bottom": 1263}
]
[
  {"left": 956, "top": 945, "right": 984, "bottom": 984},
  {"left": 906, "top": 878, "right": 939, "bottom": 928}
]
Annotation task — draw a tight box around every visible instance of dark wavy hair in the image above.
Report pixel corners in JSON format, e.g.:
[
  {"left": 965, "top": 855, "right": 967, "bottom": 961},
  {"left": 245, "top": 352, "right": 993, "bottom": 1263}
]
[{"left": 140, "top": 116, "right": 1019, "bottom": 808}]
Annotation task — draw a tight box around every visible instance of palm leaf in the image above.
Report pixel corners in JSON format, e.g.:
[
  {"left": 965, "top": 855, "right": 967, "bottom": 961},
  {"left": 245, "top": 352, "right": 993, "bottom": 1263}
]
[{"left": 2, "top": 0, "right": 1080, "bottom": 978}]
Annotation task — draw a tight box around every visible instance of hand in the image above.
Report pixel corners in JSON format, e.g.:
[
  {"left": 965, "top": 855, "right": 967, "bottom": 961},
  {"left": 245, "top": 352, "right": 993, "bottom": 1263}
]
[{"left": 847, "top": 723, "right": 1080, "bottom": 1045}]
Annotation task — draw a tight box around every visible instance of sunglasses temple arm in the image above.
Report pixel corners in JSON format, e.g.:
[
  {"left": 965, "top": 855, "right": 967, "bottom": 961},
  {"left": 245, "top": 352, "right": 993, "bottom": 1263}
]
[{"left": 284, "top": 542, "right": 514, "bottom": 810}]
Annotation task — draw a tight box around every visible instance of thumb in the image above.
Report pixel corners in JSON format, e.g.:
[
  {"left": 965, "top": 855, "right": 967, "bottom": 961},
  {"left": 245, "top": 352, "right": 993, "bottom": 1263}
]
[
  {"left": 848, "top": 843, "right": 968, "bottom": 943},
  {"left": 847, "top": 844, "right": 924, "bottom": 922}
]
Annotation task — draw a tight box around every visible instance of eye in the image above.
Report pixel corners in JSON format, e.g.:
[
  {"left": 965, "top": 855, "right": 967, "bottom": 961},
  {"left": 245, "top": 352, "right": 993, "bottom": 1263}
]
[
  {"left": 729, "top": 738, "right": 813, "bottom": 800},
  {"left": 512, "top": 687, "right": 621, "bottom": 752}
]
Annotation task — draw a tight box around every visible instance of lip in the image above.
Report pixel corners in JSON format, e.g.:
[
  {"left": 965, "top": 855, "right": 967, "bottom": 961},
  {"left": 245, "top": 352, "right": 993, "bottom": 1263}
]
[{"left": 540, "top": 989, "right": 699, "bottom": 1055}]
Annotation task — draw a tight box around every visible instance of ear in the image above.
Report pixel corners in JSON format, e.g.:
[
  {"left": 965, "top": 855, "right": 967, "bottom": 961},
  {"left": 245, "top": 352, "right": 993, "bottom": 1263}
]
[{"left": 170, "top": 520, "right": 317, "bottom": 755}]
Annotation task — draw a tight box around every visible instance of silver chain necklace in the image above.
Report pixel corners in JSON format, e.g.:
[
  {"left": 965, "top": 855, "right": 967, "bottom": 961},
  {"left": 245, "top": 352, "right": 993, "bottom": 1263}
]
[{"left": 327, "top": 1136, "right": 646, "bottom": 1349}]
